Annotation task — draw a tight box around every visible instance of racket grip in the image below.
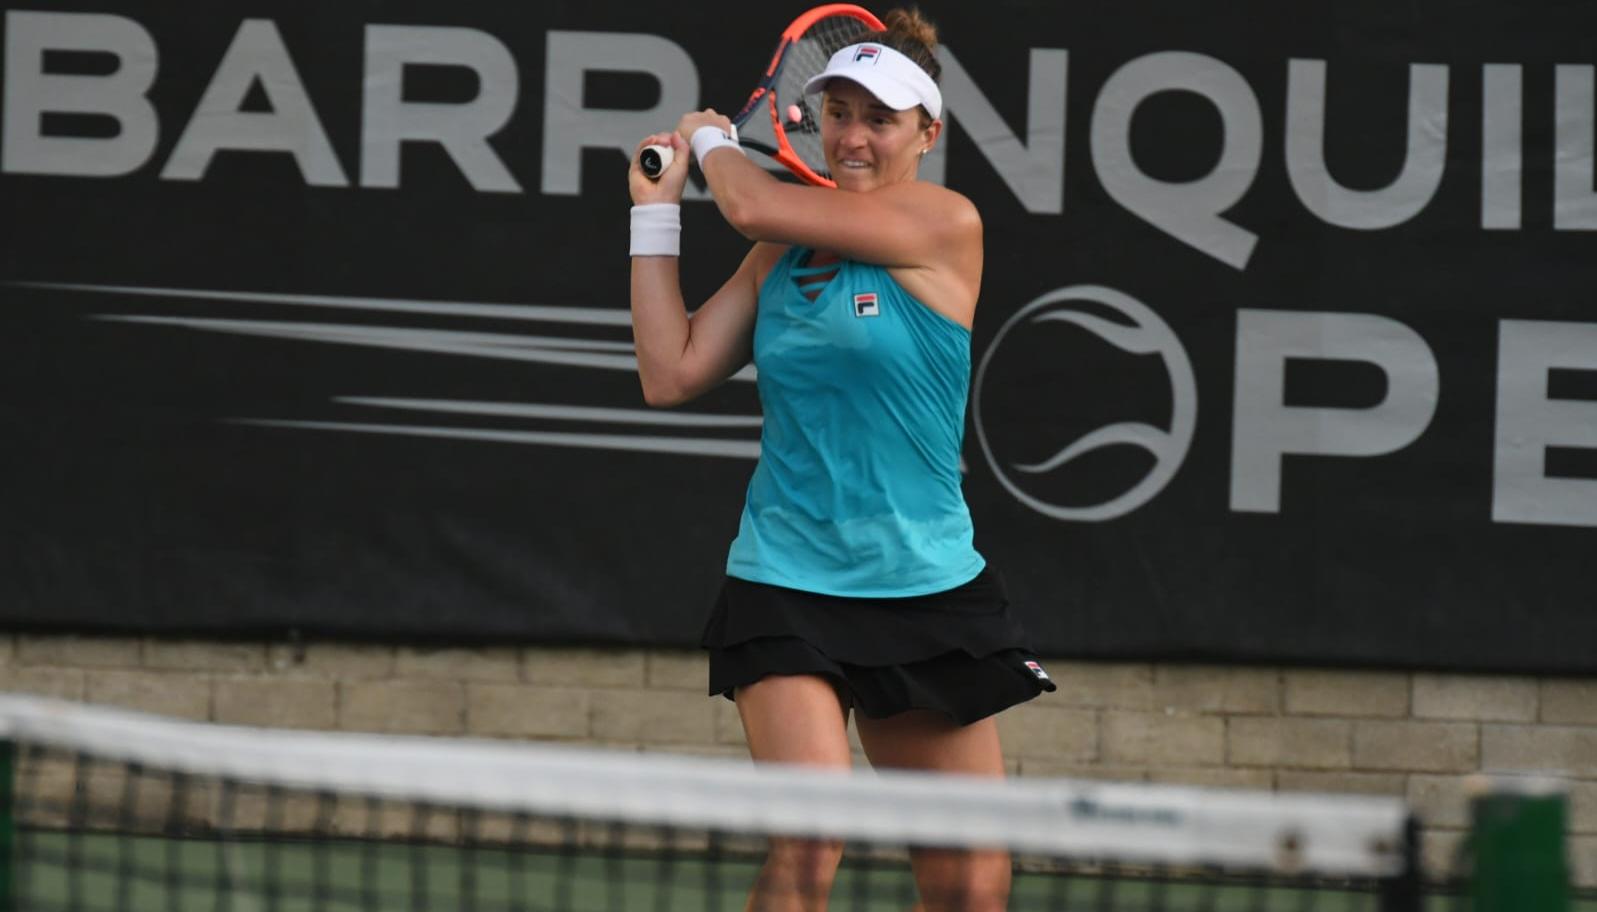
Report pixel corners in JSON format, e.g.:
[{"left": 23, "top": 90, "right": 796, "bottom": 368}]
[{"left": 640, "top": 144, "right": 674, "bottom": 180}]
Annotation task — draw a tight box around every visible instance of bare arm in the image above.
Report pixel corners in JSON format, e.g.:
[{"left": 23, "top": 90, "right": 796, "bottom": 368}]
[
  {"left": 700, "top": 148, "right": 978, "bottom": 269},
  {"left": 631, "top": 244, "right": 765, "bottom": 407},
  {"left": 627, "top": 130, "right": 766, "bottom": 407}
]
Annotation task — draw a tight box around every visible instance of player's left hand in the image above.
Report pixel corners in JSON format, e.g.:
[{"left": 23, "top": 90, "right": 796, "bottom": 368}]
[{"left": 675, "top": 109, "right": 736, "bottom": 155}]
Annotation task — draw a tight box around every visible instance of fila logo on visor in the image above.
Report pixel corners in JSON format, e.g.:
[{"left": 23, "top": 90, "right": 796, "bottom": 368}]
[
  {"left": 1024, "top": 660, "right": 1051, "bottom": 681},
  {"left": 853, "top": 293, "right": 880, "bottom": 317},
  {"left": 853, "top": 45, "right": 881, "bottom": 64}
]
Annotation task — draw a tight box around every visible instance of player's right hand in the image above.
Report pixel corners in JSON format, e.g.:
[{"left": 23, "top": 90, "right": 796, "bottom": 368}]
[{"left": 630, "top": 132, "right": 689, "bottom": 204}]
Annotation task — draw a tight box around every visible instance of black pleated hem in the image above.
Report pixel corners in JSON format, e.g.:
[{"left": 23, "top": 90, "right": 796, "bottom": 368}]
[
  {"left": 700, "top": 568, "right": 1056, "bottom": 725},
  {"left": 701, "top": 567, "right": 1033, "bottom": 664},
  {"left": 708, "top": 636, "right": 1056, "bottom": 726}
]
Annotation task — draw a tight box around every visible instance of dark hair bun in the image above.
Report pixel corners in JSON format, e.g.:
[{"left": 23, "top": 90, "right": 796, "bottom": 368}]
[
  {"left": 870, "top": 6, "right": 941, "bottom": 83},
  {"left": 882, "top": 7, "right": 938, "bottom": 51}
]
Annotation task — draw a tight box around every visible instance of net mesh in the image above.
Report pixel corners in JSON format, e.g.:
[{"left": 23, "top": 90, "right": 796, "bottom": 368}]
[
  {"left": 737, "top": 14, "right": 880, "bottom": 182},
  {"left": 0, "top": 695, "right": 1425, "bottom": 911}
]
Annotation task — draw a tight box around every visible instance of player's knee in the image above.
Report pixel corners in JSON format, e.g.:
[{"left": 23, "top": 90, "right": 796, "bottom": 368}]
[
  {"left": 915, "top": 850, "right": 1011, "bottom": 912},
  {"left": 760, "top": 837, "right": 845, "bottom": 898}
]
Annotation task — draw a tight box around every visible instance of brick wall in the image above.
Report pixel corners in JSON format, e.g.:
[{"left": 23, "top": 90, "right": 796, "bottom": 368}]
[{"left": 2, "top": 634, "right": 1592, "bottom": 887}]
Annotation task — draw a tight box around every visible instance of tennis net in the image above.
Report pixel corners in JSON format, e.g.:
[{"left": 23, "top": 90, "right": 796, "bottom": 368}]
[{"left": 0, "top": 693, "right": 1423, "bottom": 911}]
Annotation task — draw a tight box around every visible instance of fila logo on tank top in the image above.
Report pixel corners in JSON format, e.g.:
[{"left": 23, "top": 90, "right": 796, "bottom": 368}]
[{"left": 726, "top": 246, "right": 985, "bottom": 598}]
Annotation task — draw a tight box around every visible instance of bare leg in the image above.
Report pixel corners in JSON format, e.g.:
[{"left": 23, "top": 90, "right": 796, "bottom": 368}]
[
  {"left": 736, "top": 674, "right": 854, "bottom": 912},
  {"left": 855, "top": 711, "right": 1011, "bottom": 912}
]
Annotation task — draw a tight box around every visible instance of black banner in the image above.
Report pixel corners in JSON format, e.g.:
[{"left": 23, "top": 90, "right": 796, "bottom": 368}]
[{"left": 2, "top": 1, "right": 1594, "bottom": 672}]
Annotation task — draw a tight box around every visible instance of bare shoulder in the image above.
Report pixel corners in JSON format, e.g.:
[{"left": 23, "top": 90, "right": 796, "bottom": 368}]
[
  {"left": 876, "top": 182, "right": 981, "bottom": 234},
  {"left": 879, "top": 185, "right": 983, "bottom": 328},
  {"left": 747, "top": 241, "right": 790, "bottom": 289}
]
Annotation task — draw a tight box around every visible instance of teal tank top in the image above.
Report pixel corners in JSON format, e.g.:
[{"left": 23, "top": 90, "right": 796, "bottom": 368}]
[{"left": 725, "top": 247, "right": 986, "bottom": 596}]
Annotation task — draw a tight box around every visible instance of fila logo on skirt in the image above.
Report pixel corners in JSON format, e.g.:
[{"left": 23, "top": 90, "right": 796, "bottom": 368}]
[{"left": 853, "top": 292, "right": 880, "bottom": 317}]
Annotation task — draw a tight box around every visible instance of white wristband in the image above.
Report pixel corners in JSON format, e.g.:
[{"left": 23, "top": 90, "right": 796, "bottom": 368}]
[
  {"left": 690, "top": 124, "right": 744, "bottom": 167},
  {"left": 630, "top": 203, "right": 681, "bottom": 257}
]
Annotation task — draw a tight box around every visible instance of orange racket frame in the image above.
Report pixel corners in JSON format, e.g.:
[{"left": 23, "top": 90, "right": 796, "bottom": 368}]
[{"left": 729, "top": 4, "right": 885, "bottom": 187}]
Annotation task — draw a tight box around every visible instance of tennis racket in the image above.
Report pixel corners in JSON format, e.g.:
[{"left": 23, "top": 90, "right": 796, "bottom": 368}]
[{"left": 641, "top": 4, "right": 884, "bottom": 188}]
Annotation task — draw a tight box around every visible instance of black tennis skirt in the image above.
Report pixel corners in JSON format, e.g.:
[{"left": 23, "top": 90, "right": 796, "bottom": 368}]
[{"left": 701, "top": 567, "right": 1056, "bottom": 725}]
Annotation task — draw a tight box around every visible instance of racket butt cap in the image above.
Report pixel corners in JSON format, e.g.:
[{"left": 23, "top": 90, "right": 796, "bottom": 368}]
[{"left": 640, "top": 144, "right": 674, "bottom": 179}]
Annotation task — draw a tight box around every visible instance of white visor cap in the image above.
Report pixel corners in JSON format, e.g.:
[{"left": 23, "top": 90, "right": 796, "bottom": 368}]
[{"left": 802, "top": 42, "right": 942, "bottom": 120}]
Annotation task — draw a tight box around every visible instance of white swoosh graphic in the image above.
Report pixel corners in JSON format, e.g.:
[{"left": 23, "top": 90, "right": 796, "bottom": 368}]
[
  {"left": 13, "top": 280, "right": 765, "bottom": 456},
  {"left": 1032, "top": 311, "right": 1168, "bottom": 355},
  {"left": 9, "top": 281, "right": 634, "bottom": 326},
  {"left": 231, "top": 419, "right": 761, "bottom": 459},
  {"left": 88, "top": 314, "right": 758, "bottom": 382},
  {"left": 337, "top": 397, "right": 763, "bottom": 429},
  {"left": 92, "top": 315, "right": 644, "bottom": 372},
  {"left": 1011, "top": 421, "right": 1173, "bottom": 474}
]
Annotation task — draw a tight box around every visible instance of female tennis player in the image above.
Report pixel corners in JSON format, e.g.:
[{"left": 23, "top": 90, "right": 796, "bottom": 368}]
[{"left": 627, "top": 9, "right": 1054, "bottom": 910}]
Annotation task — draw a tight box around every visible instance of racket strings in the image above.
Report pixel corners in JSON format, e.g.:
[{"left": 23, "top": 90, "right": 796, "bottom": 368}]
[{"left": 769, "top": 15, "right": 877, "bottom": 180}]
